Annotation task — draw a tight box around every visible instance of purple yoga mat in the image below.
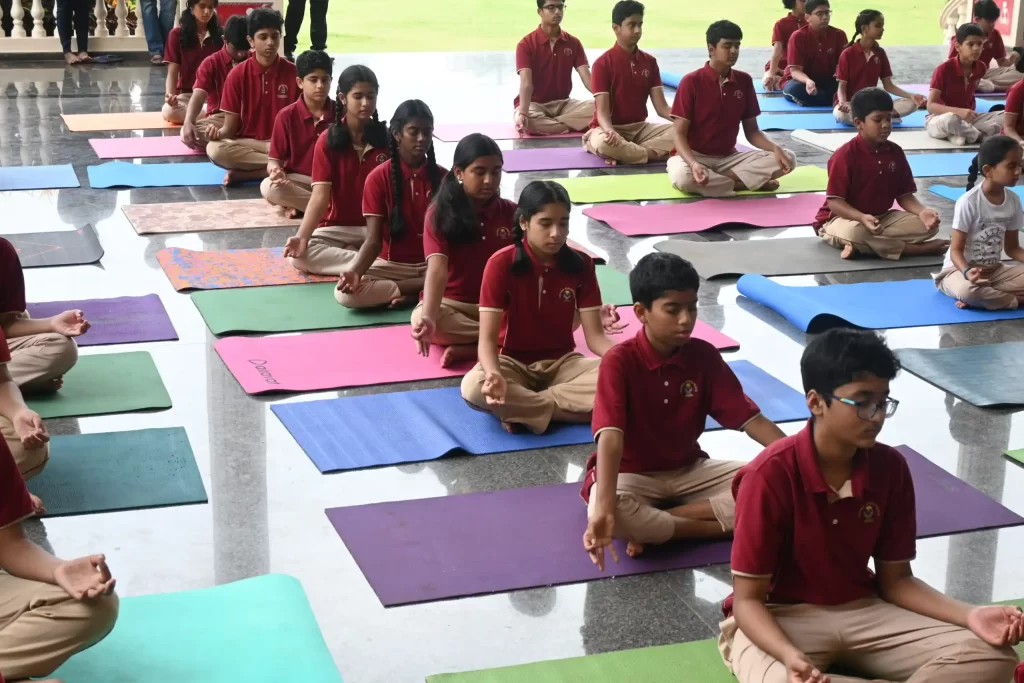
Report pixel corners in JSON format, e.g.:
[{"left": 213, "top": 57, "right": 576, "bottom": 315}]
[
  {"left": 326, "top": 446, "right": 1024, "bottom": 607},
  {"left": 584, "top": 193, "right": 825, "bottom": 236},
  {"left": 502, "top": 147, "right": 667, "bottom": 173},
  {"left": 26, "top": 294, "right": 178, "bottom": 346}
]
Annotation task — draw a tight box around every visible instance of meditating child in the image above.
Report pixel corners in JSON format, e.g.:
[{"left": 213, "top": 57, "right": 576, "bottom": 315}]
[
  {"left": 833, "top": 10, "right": 925, "bottom": 125},
  {"left": 207, "top": 8, "right": 298, "bottom": 185},
  {"left": 514, "top": 0, "right": 594, "bottom": 135},
  {"left": 261, "top": 50, "right": 335, "bottom": 217},
  {"left": 815, "top": 88, "right": 948, "bottom": 260},
  {"left": 763, "top": 0, "right": 807, "bottom": 92},
  {"left": 782, "top": 0, "right": 847, "bottom": 107},
  {"left": 161, "top": 0, "right": 222, "bottom": 124},
  {"left": 180, "top": 15, "right": 250, "bottom": 151},
  {"left": 582, "top": 253, "right": 785, "bottom": 567},
  {"left": 721, "top": 328, "right": 1021, "bottom": 683},
  {"left": 1002, "top": 77, "right": 1024, "bottom": 146},
  {"left": 334, "top": 100, "right": 444, "bottom": 309},
  {"left": 936, "top": 135, "right": 1024, "bottom": 309},
  {"left": 284, "top": 65, "right": 390, "bottom": 275},
  {"left": 584, "top": 0, "right": 674, "bottom": 165},
  {"left": 948, "top": 0, "right": 1023, "bottom": 92},
  {"left": 668, "top": 20, "right": 796, "bottom": 198},
  {"left": 927, "top": 23, "right": 1005, "bottom": 145}
]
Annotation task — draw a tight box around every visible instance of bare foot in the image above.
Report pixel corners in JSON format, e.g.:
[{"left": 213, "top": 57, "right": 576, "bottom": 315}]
[
  {"left": 955, "top": 300, "right": 970, "bottom": 309},
  {"left": 761, "top": 179, "right": 780, "bottom": 191},
  {"left": 64, "top": 52, "right": 80, "bottom": 65},
  {"left": 603, "top": 157, "right": 618, "bottom": 166},
  {"left": 501, "top": 421, "right": 527, "bottom": 434},
  {"left": 440, "top": 344, "right": 477, "bottom": 368},
  {"left": 284, "top": 207, "right": 302, "bottom": 219},
  {"left": 223, "top": 169, "right": 243, "bottom": 185},
  {"left": 388, "top": 295, "right": 418, "bottom": 309},
  {"left": 77, "top": 51, "right": 92, "bottom": 63},
  {"left": 903, "top": 239, "right": 951, "bottom": 256},
  {"left": 30, "top": 493, "right": 46, "bottom": 515},
  {"left": 840, "top": 244, "right": 856, "bottom": 260},
  {"left": 22, "top": 376, "right": 63, "bottom": 395},
  {"left": 626, "top": 541, "right": 645, "bottom": 558}
]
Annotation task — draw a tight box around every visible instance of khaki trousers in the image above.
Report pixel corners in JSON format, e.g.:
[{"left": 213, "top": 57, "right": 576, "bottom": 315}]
[
  {"left": 411, "top": 298, "right": 480, "bottom": 346},
  {"left": 334, "top": 259, "right": 427, "bottom": 309},
  {"left": 720, "top": 598, "right": 1018, "bottom": 683},
  {"left": 207, "top": 137, "right": 270, "bottom": 171},
  {"left": 983, "top": 65, "right": 1024, "bottom": 90},
  {"left": 925, "top": 111, "right": 1004, "bottom": 143},
  {"left": 583, "top": 121, "right": 675, "bottom": 165},
  {"left": 287, "top": 225, "right": 367, "bottom": 276},
  {"left": 260, "top": 173, "right": 312, "bottom": 213},
  {"left": 586, "top": 458, "right": 744, "bottom": 545},
  {"left": 160, "top": 91, "right": 192, "bottom": 124},
  {"left": 819, "top": 211, "right": 939, "bottom": 260},
  {"left": 935, "top": 263, "right": 1024, "bottom": 310},
  {"left": 0, "top": 573, "right": 119, "bottom": 680},
  {"left": 833, "top": 97, "right": 919, "bottom": 125},
  {"left": 519, "top": 98, "right": 594, "bottom": 134},
  {"left": 667, "top": 149, "right": 797, "bottom": 198},
  {"left": 180, "top": 111, "right": 225, "bottom": 146},
  {"left": 461, "top": 352, "right": 598, "bottom": 433}
]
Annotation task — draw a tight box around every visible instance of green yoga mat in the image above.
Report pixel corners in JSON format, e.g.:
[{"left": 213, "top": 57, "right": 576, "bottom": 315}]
[
  {"left": 556, "top": 165, "right": 827, "bottom": 204},
  {"left": 26, "top": 352, "right": 171, "bottom": 418},
  {"left": 52, "top": 574, "right": 343, "bottom": 683},
  {"left": 28, "top": 428, "right": 206, "bottom": 517}
]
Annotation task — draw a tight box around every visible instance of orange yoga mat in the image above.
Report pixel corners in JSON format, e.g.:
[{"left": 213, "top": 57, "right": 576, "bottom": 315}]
[{"left": 62, "top": 112, "right": 181, "bottom": 132}]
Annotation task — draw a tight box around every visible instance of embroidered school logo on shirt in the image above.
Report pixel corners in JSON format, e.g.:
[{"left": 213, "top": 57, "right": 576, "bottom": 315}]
[
  {"left": 563, "top": 47, "right": 573, "bottom": 56},
  {"left": 642, "top": 69, "right": 651, "bottom": 78},
  {"left": 375, "top": 152, "right": 389, "bottom": 164},
  {"left": 680, "top": 380, "right": 698, "bottom": 398},
  {"left": 496, "top": 226, "right": 511, "bottom": 239},
  {"left": 888, "top": 161, "right": 897, "bottom": 172},
  {"left": 277, "top": 84, "right": 289, "bottom": 98},
  {"left": 734, "top": 90, "right": 743, "bottom": 99},
  {"left": 559, "top": 287, "right": 575, "bottom": 303},
  {"left": 859, "top": 502, "right": 880, "bottom": 523}
]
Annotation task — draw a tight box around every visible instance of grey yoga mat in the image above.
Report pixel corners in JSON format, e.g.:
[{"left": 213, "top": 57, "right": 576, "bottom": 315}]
[{"left": 898, "top": 343, "right": 1024, "bottom": 407}]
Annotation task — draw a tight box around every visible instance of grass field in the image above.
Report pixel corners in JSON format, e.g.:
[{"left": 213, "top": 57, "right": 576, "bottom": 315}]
[{"left": 303, "top": 0, "right": 941, "bottom": 54}]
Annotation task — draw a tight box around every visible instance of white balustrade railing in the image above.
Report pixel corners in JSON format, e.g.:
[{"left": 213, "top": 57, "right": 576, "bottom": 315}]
[{"left": 0, "top": 0, "right": 149, "bottom": 53}]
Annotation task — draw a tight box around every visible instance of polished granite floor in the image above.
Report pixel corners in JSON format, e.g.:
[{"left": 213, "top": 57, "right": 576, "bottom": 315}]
[{"left": 3, "top": 43, "right": 1024, "bottom": 683}]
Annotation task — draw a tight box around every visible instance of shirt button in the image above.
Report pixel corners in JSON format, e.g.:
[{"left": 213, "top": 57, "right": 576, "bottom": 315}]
[
  {"left": 542, "top": 290, "right": 547, "bottom": 294},
  {"left": 832, "top": 519, "right": 838, "bottom": 525},
  {"left": 664, "top": 399, "right": 669, "bottom": 404},
  {"left": 482, "top": 236, "right": 486, "bottom": 240}
]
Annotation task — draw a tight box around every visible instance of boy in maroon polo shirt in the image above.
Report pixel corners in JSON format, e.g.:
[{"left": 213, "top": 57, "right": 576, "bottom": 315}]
[
  {"left": 514, "top": 0, "right": 594, "bottom": 135},
  {"left": 763, "top": 0, "right": 807, "bottom": 92},
  {"left": 816, "top": 88, "right": 948, "bottom": 261},
  {"left": 722, "top": 329, "right": 1021, "bottom": 683},
  {"left": 947, "top": 0, "right": 1023, "bottom": 92},
  {"left": 927, "top": 23, "right": 1005, "bottom": 145},
  {"left": 582, "top": 253, "right": 786, "bottom": 567},
  {"left": 782, "top": 0, "right": 847, "bottom": 107},
  {"left": 583, "top": 0, "right": 675, "bottom": 165},
  {"left": 180, "top": 15, "right": 250, "bottom": 151},
  {"left": 668, "top": 21, "right": 796, "bottom": 198}
]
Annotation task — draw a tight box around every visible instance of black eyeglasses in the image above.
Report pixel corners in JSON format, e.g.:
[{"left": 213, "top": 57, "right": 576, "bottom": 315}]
[
  {"left": 542, "top": 3, "right": 566, "bottom": 11},
  {"left": 823, "top": 394, "right": 899, "bottom": 420}
]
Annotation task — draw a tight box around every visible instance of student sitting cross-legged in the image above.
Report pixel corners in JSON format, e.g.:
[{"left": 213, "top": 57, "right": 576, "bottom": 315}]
[
  {"left": 160, "top": 0, "right": 222, "bottom": 124},
  {"left": 668, "top": 20, "right": 796, "bottom": 198},
  {"left": 947, "top": 0, "right": 1024, "bottom": 93},
  {"left": 763, "top": 0, "right": 807, "bottom": 92},
  {"left": 582, "top": 253, "right": 786, "bottom": 566},
  {"left": 721, "top": 328, "right": 1021, "bottom": 683},
  {"left": 0, "top": 325, "right": 48, "bottom": 513},
  {"left": 815, "top": 88, "right": 949, "bottom": 260},
  {"left": 781, "top": 0, "right": 847, "bottom": 107},
  {"left": 927, "top": 23, "right": 1004, "bottom": 146}
]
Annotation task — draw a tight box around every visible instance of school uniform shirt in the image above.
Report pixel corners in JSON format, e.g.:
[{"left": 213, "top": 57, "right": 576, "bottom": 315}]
[
  {"left": 943, "top": 183, "right": 1024, "bottom": 269},
  {"left": 0, "top": 237, "right": 26, "bottom": 314},
  {"left": 580, "top": 331, "right": 761, "bottom": 502},
  {"left": 193, "top": 46, "right": 241, "bottom": 114},
  {"left": 589, "top": 43, "right": 662, "bottom": 128},
  {"left": 422, "top": 197, "right": 518, "bottom": 303},
  {"left": 813, "top": 134, "right": 916, "bottom": 230},
  {"left": 478, "top": 243, "right": 601, "bottom": 365},
  {"left": 671, "top": 63, "right": 759, "bottom": 157},
  {"left": 163, "top": 26, "right": 221, "bottom": 94},
  {"left": 219, "top": 55, "right": 299, "bottom": 140},
  {"left": 783, "top": 24, "right": 848, "bottom": 85},
  {"left": 929, "top": 57, "right": 987, "bottom": 110},
  {"left": 727, "top": 421, "right": 917, "bottom": 611},
  {"left": 514, "top": 26, "right": 588, "bottom": 108},
  {"left": 764, "top": 12, "right": 809, "bottom": 73},
  {"left": 947, "top": 26, "right": 1006, "bottom": 66},
  {"left": 310, "top": 134, "right": 390, "bottom": 228},
  {"left": 362, "top": 160, "right": 448, "bottom": 264},
  {"left": 268, "top": 97, "right": 336, "bottom": 176},
  {"left": 835, "top": 42, "right": 893, "bottom": 105},
  {"left": 1005, "top": 79, "right": 1024, "bottom": 135},
  {"left": 0, "top": 328, "right": 35, "bottom": 533}
]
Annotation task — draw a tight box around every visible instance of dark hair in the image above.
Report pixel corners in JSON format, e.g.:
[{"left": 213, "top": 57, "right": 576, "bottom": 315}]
[
  {"left": 431, "top": 133, "right": 504, "bottom": 244},
  {"left": 848, "top": 9, "right": 882, "bottom": 47},
  {"left": 387, "top": 100, "right": 441, "bottom": 239},
  {"left": 851, "top": 87, "right": 893, "bottom": 121},
  {"left": 956, "top": 22, "right": 985, "bottom": 44},
  {"left": 223, "top": 15, "right": 249, "bottom": 50},
  {"left": 629, "top": 253, "right": 699, "bottom": 308},
  {"left": 326, "top": 64, "right": 387, "bottom": 152},
  {"left": 782, "top": 0, "right": 797, "bottom": 8},
  {"left": 967, "top": 134, "right": 1019, "bottom": 189},
  {"left": 536, "top": 0, "right": 563, "bottom": 7},
  {"left": 179, "top": 0, "right": 223, "bottom": 50},
  {"left": 509, "top": 181, "right": 582, "bottom": 275},
  {"left": 247, "top": 8, "right": 283, "bottom": 37},
  {"left": 707, "top": 20, "right": 742, "bottom": 47},
  {"left": 974, "top": 0, "right": 1000, "bottom": 21},
  {"left": 805, "top": 0, "right": 830, "bottom": 14},
  {"left": 612, "top": 0, "right": 644, "bottom": 25},
  {"left": 296, "top": 50, "right": 332, "bottom": 78},
  {"left": 801, "top": 328, "right": 900, "bottom": 399}
]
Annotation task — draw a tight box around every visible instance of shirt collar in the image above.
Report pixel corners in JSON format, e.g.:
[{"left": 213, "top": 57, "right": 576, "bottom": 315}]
[
  {"left": 794, "top": 420, "right": 874, "bottom": 497},
  {"left": 296, "top": 96, "right": 334, "bottom": 123},
  {"left": 534, "top": 25, "right": 567, "bottom": 43},
  {"left": 248, "top": 54, "right": 281, "bottom": 76},
  {"left": 853, "top": 132, "right": 894, "bottom": 155},
  {"left": 400, "top": 157, "right": 428, "bottom": 179},
  {"left": 702, "top": 61, "right": 736, "bottom": 83},
  {"left": 612, "top": 42, "right": 639, "bottom": 60},
  {"left": 635, "top": 327, "right": 689, "bottom": 370}
]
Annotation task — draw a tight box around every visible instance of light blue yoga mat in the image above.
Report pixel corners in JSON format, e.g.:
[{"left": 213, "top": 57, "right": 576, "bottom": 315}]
[
  {"left": 272, "top": 360, "right": 810, "bottom": 473},
  {"left": 737, "top": 274, "right": 1024, "bottom": 333},
  {"left": 52, "top": 574, "right": 344, "bottom": 683},
  {"left": 0, "top": 164, "right": 80, "bottom": 190},
  {"left": 87, "top": 161, "right": 228, "bottom": 188},
  {"left": 758, "top": 109, "right": 926, "bottom": 131},
  {"left": 907, "top": 153, "right": 976, "bottom": 178},
  {"left": 929, "top": 183, "right": 1024, "bottom": 202}
]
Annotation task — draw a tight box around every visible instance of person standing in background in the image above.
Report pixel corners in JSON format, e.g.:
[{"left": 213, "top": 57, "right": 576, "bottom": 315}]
[
  {"left": 141, "top": 0, "right": 177, "bottom": 64},
  {"left": 283, "top": 0, "right": 328, "bottom": 60}
]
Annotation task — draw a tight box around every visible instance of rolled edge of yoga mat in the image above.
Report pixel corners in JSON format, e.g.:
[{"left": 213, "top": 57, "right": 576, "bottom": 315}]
[{"left": 1004, "top": 449, "right": 1024, "bottom": 466}]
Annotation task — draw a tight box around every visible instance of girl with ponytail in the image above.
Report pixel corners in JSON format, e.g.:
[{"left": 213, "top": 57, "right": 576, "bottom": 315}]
[{"left": 161, "top": 0, "right": 223, "bottom": 123}]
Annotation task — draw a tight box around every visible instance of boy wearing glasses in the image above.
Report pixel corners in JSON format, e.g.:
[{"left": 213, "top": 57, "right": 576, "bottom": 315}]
[
  {"left": 514, "top": 0, "right": 594, "bottom": 135},
  {"left": 782, "top": 0, "right": 847, "bottom": 107},
  {"left": 721, "top": 328, "right": 1022, "bottom": 683}
]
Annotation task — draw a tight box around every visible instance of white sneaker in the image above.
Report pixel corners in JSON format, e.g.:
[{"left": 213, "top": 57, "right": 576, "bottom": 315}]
[
  {"left": 977, "top": 78, "right": 996, "bottom": 93},
  {"left": 949, "top": 134, "right": 967, "bottom": 146}
]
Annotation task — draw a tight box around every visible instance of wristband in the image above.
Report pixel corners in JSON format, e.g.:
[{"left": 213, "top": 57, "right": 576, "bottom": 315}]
[{"left": 963, "top": 267, "right": 972, "bottom": 279}]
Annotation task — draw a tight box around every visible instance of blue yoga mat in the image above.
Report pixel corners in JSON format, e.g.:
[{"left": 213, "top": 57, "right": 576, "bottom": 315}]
[
  {"left": 662, "top": 71, "right": 683, "bottom": 89},
  {"left": 87, "top": 161, "right": 227, "bottom": 188},
  {"left": 759, "top": 97, "right": 833, "bottom": 113},
  {"left": 758, "top": 109, "right": 926, "bottom": 131},
  {"left": 0, "top": 164, "right": 79, "bottom": 190},
  {"left": 272, "top": 360, "right": 810, "bottom": 473},
  {"left": 737, "top": 274, "right": 1024, "bottom": 333},
  {"left": 928, "top": 183, "right": 1024, "bottom": 202},
  {"left": 907, "top": 153, "right": 976, "bottom": 178}
]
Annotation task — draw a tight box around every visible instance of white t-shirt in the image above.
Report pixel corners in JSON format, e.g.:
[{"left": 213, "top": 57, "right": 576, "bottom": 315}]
[{"left": 944, "top": 184, "right": 1023, "bottom": 269}]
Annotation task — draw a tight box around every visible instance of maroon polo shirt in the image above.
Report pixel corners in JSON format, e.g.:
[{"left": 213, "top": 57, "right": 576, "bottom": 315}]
[
  {"left": 362, "top": 159, "right": 448, "bottom": 264},
  {"left": 1006, "top": 79, "right": 1024, "bottom": 135},
  {"left": 163, "top": 26, "right": 221, "bottom": 94},
  {"left": 671, "top": 63, "right": 759, "bottom": 157},
  {"left": 765, "top": 12, "right": 809, "bottom": 72},
  {"left": 589, "top": 43, "right": 662, "bottom": 127},
  {"left": 514, "top": 26, "right": 589, "bottom": 108},
  {"left": 0, "top": 237, "right": 26, "bottom": 314},
  {"left": 929, "top": 56, "right": 987, "bottom": 110},
  {"left": 219, "top": 55, "right": 299, "bottom": 140},
  {"left": 310, "top": 135, "right": 389, "bottom": 229},
  {"left": 836, "top": 42, "right": 893, "bottom": 104},
  {"left": 193, "top": 47, "right": 241, "bottom": 114},
  {"left": 268, "top": 97, "right": 335, "bottom": 176},
  {"left": 947, "top": 26, "right": 1006, "bottom": 66},
  {"left": 784, "top": 24, "right": 848, "bottom": 85}
]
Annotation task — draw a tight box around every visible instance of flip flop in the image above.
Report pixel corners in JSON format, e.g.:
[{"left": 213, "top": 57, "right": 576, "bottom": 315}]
[{"left": 92, "top": 54, "right": 123, "bottom": 64}]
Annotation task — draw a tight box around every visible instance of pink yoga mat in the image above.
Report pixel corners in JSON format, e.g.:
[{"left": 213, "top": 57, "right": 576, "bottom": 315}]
[
  {"left": 88, "top": 136, "right": 204, "bottom": 159},
  {"left": 433, "top": 123, "right": 583, "bottom": 142},
  {"left": 584, "top": 193, "right": 825, "bottom": 236},
  {"left": 216, "top": 308, "right": 739, "bottom": 394}
]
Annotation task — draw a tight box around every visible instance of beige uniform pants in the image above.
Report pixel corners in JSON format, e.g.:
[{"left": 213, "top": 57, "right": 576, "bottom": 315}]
[
  {"left": 461, "top": 352, "right": 598, "bottom": 433},
  {"left": 519, "top": 98, "right": 594, "bottom": 135},
  {"left": 180, "top": 111, "right": 225, "bottom": 146},
  {"left": 161, "top": 91, "right": 193, "bottom": 124},
  {"left": 667, "top": 149, "right": 797, "bottom": 198},
  {"left": 586, "top": 458, "right": 744, "bottom": 545},
  {"left": 260, "top": 173, "right": 312, "bottom": 213},
  {"left": 288, "top": 225, "right": 367, "bottom": 276},
  {"left": 583, "top": 121, "right": 675, "bottom": 166},
  {"left": 720, "top": 598, "right": 1018, "bottom": 683},
  {"left": 983, "top": 65, "right": 1024, "bottom": 90},
  {"left": 0, "top": 573, "right": 119, "bottom": 680},
  {"left": 207, "top": 138, "right": 270, "bottom": 171},
  {"left": 935, "top": 263, "right": 1024, "bottom": 310},
  {"left": 819, "top": 211, "right": 939, "bottom": 260},
  {"left": 833, "top": 97, "right": 919, "bottom": 125},
  {"left": 925, "top": 111, "right": 1004, "bottom": 143},
  {"left": 334, "top": 259, "right": 427, "bottom": 309},
  {"left": 411, "top": 299, "right": 480, "bottom": 346}
]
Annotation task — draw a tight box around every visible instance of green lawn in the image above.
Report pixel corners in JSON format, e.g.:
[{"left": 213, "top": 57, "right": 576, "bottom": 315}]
[{"left": 303, "top": 0, "right": 941, "bottom": 54}]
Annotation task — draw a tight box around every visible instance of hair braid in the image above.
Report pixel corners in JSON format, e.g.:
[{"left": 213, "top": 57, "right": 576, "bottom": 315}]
[
  {"left": 388, "top": 135, "right": 406, "bottom": 238},
  {"left": 426, "top": 145, "right": 441, "bottom": 195}
]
